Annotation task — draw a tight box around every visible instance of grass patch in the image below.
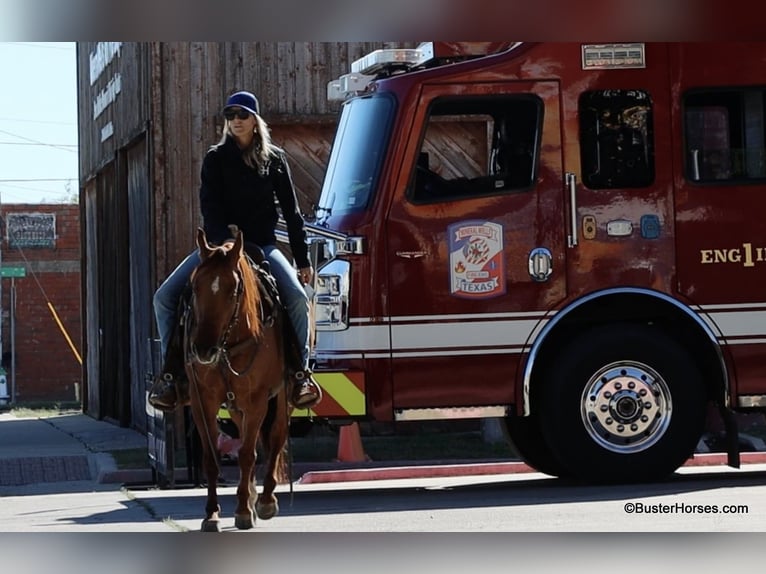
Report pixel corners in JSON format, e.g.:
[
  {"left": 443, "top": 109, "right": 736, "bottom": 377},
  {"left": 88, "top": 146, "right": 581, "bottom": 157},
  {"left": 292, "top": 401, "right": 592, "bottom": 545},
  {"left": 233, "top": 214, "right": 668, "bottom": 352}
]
[
  {"left": 9, "top": 402, "right": 81, "bottom": 419},
  {"left": 289, "top": 430, "right": 515, "bottom": 462}
]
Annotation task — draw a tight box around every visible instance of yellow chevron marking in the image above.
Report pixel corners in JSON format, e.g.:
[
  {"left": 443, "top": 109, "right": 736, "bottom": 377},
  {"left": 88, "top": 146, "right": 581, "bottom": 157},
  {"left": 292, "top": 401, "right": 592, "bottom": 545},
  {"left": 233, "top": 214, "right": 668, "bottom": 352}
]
[
  {"left": 291, "top": 372, "right": 366, "bottom": 418},
  {"left": 217, "top": 373, "right": 366, "bottom": 420},
  {"left": 290, "top": 407, "right": 316, "bottom": 418},
  {"left": 316, "top": 372, "right": 365, "bottom": 414}
]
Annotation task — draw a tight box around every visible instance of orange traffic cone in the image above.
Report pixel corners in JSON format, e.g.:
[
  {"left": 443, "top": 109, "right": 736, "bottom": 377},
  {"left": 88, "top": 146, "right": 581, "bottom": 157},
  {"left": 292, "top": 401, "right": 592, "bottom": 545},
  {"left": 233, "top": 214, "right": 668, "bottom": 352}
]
[{"left": 335, "top": 422, "right": 369, "bottom": 462}]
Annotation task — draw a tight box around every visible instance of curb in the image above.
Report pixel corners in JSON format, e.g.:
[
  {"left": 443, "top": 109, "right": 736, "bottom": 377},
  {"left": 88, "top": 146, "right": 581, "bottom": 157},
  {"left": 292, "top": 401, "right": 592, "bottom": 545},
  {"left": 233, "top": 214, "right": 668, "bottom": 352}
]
[
  {"left": 298, "top": 451, "right": 766, "bottom": 484},
  {"left": 298, "top": 461, "right": 531, "bottom": 484},
  {"left": 103, "top": 451, "right": 766, "bottom": 486}
]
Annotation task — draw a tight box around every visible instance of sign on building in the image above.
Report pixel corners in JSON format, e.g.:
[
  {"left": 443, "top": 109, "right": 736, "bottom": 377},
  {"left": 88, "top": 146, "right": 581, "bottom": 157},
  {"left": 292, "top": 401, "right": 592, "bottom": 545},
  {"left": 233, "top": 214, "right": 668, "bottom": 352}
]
[{"left": 6, "top": 213, "right": 56, "bottom": 249}]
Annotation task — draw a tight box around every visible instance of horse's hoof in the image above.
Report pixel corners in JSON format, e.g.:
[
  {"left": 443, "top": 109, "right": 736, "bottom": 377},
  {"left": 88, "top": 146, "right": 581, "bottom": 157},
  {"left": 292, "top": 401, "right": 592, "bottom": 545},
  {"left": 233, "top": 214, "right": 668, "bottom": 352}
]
[
  {"left": 255, "top": 500, "right": 279, "bottom": 520},
  {"left": 201, "top": 518, "right": 221, "bottom": 532},
  {"left": 234, "top": 512, "right": 254, "bottom": 530}
]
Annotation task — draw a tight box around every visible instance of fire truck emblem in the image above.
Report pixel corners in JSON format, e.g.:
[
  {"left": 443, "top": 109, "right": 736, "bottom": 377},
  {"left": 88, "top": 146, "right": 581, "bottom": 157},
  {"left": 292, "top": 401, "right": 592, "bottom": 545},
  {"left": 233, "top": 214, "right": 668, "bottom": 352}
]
[{"left": 448, "top": 220, "right": 506, "bottom": 299}]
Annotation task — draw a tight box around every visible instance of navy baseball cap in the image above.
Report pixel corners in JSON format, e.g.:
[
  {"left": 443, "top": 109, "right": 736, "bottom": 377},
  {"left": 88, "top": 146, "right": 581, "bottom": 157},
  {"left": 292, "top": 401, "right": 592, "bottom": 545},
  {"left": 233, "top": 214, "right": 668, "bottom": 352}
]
[{"left": 223, "top": 91, "right": 260, "bottom": 116}]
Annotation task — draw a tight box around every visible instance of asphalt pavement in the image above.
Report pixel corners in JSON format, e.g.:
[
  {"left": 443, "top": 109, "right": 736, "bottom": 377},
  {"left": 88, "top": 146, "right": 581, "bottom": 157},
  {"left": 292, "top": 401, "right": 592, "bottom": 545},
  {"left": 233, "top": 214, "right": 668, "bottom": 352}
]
[{"left": 2, "top": 410, "right": 766, "bottom": 533}]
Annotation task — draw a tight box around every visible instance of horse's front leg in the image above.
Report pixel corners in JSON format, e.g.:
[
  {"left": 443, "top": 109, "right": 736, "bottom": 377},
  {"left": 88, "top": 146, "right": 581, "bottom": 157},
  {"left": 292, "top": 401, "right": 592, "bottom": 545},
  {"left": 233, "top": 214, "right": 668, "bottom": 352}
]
[
  {"left": 201, "top": 447, "right": 221, "bottom": 532},
  {"left": 233, "top": 414, "right": 261, "bottom": 530},
  {"left": 192, "top": 400, "right": 222, "bottom": 532}
]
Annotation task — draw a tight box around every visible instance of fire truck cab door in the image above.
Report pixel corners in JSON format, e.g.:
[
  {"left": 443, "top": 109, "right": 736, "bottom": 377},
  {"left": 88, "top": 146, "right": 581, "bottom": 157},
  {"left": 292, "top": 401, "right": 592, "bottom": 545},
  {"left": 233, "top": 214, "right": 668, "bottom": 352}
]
[{"left": 385, "top": 80, "right": 566, "bottom": 410}]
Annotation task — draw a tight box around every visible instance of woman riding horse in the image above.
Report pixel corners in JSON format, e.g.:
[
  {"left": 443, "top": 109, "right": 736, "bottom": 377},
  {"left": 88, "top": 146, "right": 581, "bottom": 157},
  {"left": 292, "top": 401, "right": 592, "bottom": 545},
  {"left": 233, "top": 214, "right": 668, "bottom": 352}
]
[{"left": 149, "top": 90, "right": 322, "bottom": 412}]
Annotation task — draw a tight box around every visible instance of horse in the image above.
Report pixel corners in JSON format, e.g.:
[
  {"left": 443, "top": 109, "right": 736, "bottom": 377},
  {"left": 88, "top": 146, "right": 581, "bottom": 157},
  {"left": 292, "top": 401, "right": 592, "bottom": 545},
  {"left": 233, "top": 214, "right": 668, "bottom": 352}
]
[{"left": 184, "top": 227, "right": 290, "bottom": 532}]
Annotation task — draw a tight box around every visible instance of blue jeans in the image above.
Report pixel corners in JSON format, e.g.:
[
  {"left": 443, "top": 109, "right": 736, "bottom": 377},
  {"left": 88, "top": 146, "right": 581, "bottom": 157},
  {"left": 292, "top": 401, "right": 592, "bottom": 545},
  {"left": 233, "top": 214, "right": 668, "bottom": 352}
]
[{"left": 153, "top": 244, "right": 311, "bottom": 370}]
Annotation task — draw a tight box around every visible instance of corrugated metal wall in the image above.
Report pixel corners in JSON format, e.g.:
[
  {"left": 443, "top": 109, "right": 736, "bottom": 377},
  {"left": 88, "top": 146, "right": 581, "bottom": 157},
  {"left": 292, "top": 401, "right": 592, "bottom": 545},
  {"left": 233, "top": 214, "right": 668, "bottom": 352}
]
[{"left": 77, "top": 42, "right": 415, "bottom": 429}]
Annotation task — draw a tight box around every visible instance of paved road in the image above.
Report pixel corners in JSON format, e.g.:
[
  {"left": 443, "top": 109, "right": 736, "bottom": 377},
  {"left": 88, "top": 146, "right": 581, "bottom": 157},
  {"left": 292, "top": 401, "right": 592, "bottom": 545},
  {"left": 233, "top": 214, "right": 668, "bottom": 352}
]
[
  {"left": 125, "top": 463, "right": 766, "bottom": 532},
  {"left": 5, "top": 463, "right": 763, "bottom": 533}
]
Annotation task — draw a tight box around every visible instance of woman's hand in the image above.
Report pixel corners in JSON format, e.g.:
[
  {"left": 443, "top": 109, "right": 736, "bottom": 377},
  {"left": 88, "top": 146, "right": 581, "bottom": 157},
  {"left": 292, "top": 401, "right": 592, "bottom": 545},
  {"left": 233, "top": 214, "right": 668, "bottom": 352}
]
[{"left": 298, "top": 266, "right": 313, "bottom": 285}]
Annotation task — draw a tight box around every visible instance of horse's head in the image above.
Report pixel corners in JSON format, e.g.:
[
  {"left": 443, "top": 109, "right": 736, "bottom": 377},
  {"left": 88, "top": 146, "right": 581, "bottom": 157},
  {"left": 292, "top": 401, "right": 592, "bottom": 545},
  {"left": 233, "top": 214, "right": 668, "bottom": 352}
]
[{"left": 188, "top": 227, "right": 246, "bottom": 365}]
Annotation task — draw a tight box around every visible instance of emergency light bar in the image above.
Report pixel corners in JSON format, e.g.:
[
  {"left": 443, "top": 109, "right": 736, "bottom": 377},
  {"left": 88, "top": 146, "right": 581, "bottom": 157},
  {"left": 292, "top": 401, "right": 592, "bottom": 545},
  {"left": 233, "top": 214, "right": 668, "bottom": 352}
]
[
  {"left": 327, "top": 72, "right": 375, "bottom": 101},
  {"left": 327, "top": 42, "right": 519, "bottom": 101},
  {"left": 350, "top": 45, "right": 433, "bottom": 75},
  {"left": 328, "top": 43, "right": 435, "bottom": 101}
]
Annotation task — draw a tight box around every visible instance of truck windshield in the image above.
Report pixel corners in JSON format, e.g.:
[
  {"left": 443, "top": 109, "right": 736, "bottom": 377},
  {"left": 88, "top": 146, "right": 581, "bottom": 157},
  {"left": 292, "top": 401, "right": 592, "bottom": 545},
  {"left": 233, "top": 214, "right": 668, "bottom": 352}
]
[{"left": 317, "top": 94, "right": 394, "bottom": 222}]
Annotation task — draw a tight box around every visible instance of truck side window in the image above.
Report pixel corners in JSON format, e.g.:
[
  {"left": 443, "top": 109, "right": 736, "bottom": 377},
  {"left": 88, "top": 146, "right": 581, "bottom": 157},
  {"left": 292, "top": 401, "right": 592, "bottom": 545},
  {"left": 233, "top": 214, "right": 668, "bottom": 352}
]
[
  {"left": 684, "top": 88, "right": 766, "bottom": 183},
  {"left": 579, "top": 90, "right": 655, "bottom": 189},
  {"left": 411, "top": 96, "right": 541, "bottom": 203}
]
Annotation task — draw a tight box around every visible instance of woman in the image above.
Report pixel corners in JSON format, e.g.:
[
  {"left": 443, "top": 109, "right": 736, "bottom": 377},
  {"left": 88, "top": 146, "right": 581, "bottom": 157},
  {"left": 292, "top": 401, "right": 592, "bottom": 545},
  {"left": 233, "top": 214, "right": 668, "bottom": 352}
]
[{"left": 148, "top": 90, "right": 322, "bottom": 411}]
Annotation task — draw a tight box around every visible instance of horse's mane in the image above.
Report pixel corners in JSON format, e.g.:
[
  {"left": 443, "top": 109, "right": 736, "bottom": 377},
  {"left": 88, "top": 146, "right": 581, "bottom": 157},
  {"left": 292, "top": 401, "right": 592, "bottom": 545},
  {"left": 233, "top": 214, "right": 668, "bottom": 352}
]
[{"left": 234, "top": 251, "right": 263, "bottom": 341}]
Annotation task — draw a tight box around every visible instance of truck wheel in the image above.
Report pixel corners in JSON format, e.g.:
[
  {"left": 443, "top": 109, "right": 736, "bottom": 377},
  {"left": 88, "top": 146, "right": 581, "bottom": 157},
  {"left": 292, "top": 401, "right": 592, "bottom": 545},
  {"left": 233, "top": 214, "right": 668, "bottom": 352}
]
[
  {"left": 539, "top": 324, "right": 707, "bottom": 483},
  {"left": 505, "top": 413, "right": 570, "bottom": 477}
]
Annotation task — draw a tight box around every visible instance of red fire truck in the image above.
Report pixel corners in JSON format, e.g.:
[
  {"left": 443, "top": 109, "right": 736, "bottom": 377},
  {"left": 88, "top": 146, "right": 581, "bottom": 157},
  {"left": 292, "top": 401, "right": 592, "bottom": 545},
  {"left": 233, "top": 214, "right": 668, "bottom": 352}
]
[{"left": 299, "top": 42, "right": 766, "bottom": 483}]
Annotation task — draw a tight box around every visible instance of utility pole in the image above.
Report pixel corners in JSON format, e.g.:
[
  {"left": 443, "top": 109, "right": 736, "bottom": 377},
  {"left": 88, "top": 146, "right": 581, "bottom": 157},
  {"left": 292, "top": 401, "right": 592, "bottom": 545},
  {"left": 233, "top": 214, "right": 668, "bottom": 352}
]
[
  {"left": 1, "top": 190, "right": 4, "bottom": 367},
  {"left": 0, "top": 193, "right": 5, "bottom": 404}
]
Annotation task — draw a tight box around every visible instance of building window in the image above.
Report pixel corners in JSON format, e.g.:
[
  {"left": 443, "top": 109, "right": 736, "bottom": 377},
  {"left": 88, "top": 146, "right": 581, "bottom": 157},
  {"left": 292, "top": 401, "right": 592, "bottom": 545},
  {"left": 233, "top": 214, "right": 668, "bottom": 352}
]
[
  {"left": 410, "top": 96, "right": 541, "bottom": 203},
  {"left": 684, "top": 88, "right": 766, "bottom": 183},
  {"left": 579, "top": 89, "right": 655, "bottom": 189}
]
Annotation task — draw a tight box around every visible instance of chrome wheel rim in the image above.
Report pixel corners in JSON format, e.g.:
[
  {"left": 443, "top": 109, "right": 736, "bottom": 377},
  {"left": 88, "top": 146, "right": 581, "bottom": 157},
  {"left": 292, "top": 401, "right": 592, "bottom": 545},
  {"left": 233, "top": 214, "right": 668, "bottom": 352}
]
[{"left": 581, "top": 361, "right": 672, "bottom": 454}]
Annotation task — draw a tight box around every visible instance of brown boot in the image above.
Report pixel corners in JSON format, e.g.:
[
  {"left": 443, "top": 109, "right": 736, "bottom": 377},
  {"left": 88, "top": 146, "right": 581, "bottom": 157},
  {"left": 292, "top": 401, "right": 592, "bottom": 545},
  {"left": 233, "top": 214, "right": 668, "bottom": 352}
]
[
  {"left": 290, "top": 370, "right": 322, "bottom": 409},
  {"left": 148, "top": 373, "right": 178, "bottom": 412},
  {"left": 148, "top": 373, "right": 190, "bottom": 412}
]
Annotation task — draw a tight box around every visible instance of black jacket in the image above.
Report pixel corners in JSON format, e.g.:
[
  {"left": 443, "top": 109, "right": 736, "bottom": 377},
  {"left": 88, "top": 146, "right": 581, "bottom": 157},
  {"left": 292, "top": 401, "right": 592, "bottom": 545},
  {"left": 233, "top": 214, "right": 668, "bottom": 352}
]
[{"left": 199, "top": 136, "right": 310, "bottom": 268}]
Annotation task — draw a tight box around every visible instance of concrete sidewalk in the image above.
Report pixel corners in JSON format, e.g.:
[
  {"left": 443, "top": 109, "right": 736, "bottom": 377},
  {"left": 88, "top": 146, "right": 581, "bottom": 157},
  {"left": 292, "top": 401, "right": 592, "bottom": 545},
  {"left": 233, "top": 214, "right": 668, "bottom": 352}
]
[
  {"left": 0, "top": 411, "right": 146, "bottom": 493},
  {"left": 0, "top": 411, "right": 532, "bottom": 492}
]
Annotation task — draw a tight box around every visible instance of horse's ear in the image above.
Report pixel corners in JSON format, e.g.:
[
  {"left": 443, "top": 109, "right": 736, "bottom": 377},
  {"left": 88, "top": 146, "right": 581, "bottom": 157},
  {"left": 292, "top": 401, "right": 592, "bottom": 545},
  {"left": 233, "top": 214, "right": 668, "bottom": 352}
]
[
  {"left": 196, "top": 227, "right": 214, "bottom": 259},
  {"left": 231, "top": 229, "right": 244, "bottom": 260}
]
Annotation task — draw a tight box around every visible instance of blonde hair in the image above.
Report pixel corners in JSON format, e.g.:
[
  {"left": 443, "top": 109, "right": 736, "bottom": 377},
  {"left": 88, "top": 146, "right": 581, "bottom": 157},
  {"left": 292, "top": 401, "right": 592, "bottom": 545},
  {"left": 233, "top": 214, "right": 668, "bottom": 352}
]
[{"left": 217, "top": 114, "right": 279, "bottom": 174}]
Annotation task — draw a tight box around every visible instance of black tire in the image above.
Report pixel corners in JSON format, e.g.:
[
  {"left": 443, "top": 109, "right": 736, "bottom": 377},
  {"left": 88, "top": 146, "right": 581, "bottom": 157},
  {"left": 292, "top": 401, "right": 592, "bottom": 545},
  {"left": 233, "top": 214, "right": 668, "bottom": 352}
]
[
  {"left": 539, "top": 324, "right": 707, "bottom": 483},
  {"left": 505, "top": 413, "right": 571, "bottom": 478}
]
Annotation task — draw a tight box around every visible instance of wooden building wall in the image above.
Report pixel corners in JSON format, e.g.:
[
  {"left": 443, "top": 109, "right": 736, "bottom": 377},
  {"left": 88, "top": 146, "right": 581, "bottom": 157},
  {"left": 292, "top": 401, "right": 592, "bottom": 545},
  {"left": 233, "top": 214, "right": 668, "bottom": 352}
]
[{"left": 77, "top": 41, "right": 415, "bottom": 430}]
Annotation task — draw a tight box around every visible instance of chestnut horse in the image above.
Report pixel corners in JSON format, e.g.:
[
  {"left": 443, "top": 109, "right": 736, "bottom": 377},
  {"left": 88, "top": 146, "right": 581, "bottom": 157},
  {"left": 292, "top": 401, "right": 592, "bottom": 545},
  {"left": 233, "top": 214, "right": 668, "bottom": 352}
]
[{"left": 185, "top": 227, "right": 289, "bottom": 532}]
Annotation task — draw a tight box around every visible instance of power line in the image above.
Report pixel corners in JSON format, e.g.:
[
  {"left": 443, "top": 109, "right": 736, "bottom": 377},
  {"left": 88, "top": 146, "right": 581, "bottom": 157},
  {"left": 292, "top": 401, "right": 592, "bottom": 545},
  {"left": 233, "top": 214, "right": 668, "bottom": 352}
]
[
  {"left": 0, "top": 180, "right": 73, "bottom": 192},
  {"left": 0, "top": 128, "right": 76, "bottom": 153},
  {"left": 0, "top": 178, "right": 77, "bottom": 183},
  {"left": 0, "top": 142, "right": 77, "bottom": 147},
  {"left": 0, "top": 117, "right": 76, "bottom": 126},
  {"left": 0, "top": 42, "right": 74, "bottom": 51}
]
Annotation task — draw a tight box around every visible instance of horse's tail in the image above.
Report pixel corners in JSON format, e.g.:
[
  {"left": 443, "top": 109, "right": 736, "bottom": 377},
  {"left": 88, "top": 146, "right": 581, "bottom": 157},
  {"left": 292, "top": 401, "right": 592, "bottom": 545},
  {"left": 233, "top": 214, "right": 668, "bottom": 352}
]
[{"left": 275, "top": 445, "right": 289, "bottom": 485}]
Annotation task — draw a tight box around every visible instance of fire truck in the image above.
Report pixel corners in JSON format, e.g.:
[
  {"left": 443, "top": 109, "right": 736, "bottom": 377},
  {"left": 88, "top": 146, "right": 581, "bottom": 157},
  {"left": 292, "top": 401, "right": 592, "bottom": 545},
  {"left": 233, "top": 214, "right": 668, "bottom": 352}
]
[{"left": 298, "top": 42, "right": 766, "bottom": 483}]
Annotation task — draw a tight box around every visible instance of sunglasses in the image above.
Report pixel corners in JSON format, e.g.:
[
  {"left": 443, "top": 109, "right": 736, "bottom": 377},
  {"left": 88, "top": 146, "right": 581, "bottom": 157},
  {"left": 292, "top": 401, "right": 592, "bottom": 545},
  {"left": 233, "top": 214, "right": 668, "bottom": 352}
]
[{"left": 223, "top": 108, "right": 252, "bottom": 121}]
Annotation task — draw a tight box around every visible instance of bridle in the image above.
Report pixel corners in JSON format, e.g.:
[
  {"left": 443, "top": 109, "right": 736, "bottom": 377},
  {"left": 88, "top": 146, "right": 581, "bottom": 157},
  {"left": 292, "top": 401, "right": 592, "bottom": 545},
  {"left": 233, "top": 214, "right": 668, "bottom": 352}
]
[{"left": 187, "top": 264, "right": 259, "bottom": 377}]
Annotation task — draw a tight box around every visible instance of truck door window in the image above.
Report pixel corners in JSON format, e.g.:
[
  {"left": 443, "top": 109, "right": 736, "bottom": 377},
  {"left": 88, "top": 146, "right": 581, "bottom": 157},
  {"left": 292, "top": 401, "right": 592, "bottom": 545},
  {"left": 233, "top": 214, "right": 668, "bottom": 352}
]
[
  {"left": 684, "top": 88, "right": 766, "bottom": 183},
  {"left": 579, "top": 90, "right": 655, "bottom": 189},
  {"left": 410, "top": 96, "right": 541, "bottom": 203}
]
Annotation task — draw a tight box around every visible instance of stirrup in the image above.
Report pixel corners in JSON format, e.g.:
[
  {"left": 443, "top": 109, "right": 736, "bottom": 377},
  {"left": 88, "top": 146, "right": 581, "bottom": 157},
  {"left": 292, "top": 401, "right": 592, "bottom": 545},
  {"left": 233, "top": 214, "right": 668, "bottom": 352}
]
[
  {"left": 148, "top": 373, "right": 178, "bottom": 412},
  {"left": 290, "top": 371, "right": 322, "bottom": 409}
]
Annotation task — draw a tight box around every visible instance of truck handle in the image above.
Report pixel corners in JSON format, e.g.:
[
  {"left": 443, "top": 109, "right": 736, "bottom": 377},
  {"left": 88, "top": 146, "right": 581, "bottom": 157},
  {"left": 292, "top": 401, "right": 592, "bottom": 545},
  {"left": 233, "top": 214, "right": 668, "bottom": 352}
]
[{"left": 566, "top": 172, "right": 578, "bottom": 248}]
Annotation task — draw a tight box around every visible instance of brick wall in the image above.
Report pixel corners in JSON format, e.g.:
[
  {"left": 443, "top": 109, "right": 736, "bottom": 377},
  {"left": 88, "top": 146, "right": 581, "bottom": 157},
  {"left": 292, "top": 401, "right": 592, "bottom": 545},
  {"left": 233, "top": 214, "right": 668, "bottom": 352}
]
[{"left": 0, "top": 204, "right": 82, "bottom": 403}]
